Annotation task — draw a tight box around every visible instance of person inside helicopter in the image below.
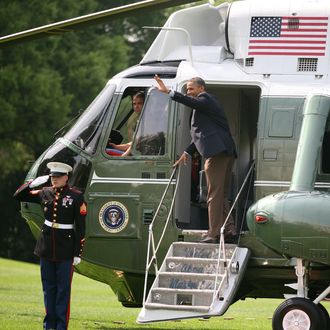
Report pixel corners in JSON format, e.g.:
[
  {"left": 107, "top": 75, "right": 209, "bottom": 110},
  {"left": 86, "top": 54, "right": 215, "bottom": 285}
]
[
  {"left": 106, "top": 91, "right": 145, "bottom": 156},
  {"left": 106, "top": 86, "right": 168, "bottom": 157}
]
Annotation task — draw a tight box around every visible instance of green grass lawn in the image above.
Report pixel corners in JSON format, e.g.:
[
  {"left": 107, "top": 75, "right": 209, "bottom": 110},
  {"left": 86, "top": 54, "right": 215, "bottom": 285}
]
[{"left": 0, "top": 257, "right": 328, "bottom": 329}]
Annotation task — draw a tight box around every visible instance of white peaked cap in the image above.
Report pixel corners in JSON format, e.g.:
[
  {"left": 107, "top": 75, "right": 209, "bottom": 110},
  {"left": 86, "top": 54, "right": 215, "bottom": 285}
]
[{"left": 47, "top": 162, "right": 72, "bottom": 176}]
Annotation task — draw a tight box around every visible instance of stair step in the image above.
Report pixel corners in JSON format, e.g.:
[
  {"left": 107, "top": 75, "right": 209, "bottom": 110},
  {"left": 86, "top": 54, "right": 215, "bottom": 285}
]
[
  {"left": 180, "top": 229, "right": 207, "bottom": 240},
  {"left": 172, "top": 242, "right": 235, "bottom": 259},
  {"left": 137, "top": 246, "right": 250, "bottom": 323},
  {"left": 137, "top": 246, "right": 251, "bottom": 324},
  {"left": 158, "top": 272, "right": 223, "bottom": 290},
  {"left": 149, "top": 287, "right": 214, "bottom": 306},
  {"left": 181, "top": 230, "right": 207, "bottom": 236},
  {"left": 144, "top": 302, "right": 210, "bottom": 312},
  {"left": 165, "top": 257, "right": 227, "bottom": 274},
  {"left": 151, "top": 287, "right": 214, "bottom": 294}
]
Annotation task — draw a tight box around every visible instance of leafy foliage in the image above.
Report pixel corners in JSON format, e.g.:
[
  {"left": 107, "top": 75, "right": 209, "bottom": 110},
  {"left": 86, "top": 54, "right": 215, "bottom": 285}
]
[{"left": 0, "top": 0, "right": 172, "bottom": 261}]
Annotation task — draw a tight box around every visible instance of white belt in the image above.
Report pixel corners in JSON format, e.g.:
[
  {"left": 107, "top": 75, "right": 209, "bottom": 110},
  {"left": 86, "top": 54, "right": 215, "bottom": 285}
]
[{"left": 44, "top": 220, "right": 73, "bottom": 229}]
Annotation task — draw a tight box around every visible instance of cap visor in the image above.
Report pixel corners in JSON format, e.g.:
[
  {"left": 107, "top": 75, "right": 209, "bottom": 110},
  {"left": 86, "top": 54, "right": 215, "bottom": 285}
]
[{"left": 49, "top": 172, "right": 67, "bottom": 177}]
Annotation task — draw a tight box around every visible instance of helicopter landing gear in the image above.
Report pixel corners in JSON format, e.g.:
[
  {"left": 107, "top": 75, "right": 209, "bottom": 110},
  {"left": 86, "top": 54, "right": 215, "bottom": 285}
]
[
  {"left": 272, "top": 297, "right": 327, "bottom": 330},
  {"left": 317, "top": 303, "right": 330, "bottom": 330},
  {"left": 272, "top": 258, "right": 330, "bottom": 329}
]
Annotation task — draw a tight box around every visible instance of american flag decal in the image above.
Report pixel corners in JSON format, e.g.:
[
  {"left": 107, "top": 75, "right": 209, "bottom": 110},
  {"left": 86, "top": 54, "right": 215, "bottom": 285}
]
[{"left": 249, "top": 16, "right": 328, "bottom": 56}]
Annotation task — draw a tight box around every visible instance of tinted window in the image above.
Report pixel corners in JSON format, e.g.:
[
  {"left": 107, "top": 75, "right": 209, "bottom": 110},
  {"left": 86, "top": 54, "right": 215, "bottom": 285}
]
[
  {"left": 105, "top": 87, "right": 146, "bottom": 157},
  {"left": 131, "top": 89, "right": 170, "bottom": 156},
  {"left": 36, "top": 140, "right": 91, "bottom": 192},
  {"left": 65, "top": 84, "right": 116, "bottom": 154}
]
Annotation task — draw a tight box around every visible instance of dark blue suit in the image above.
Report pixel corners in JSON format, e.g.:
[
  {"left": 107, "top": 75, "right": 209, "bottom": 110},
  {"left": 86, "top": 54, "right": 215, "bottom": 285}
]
[
  {"left": 172, "top": 90, "right": 237, "bottom": 239},
  {"left": 172, "top": 91, "right": 236, "bottom": 158}
]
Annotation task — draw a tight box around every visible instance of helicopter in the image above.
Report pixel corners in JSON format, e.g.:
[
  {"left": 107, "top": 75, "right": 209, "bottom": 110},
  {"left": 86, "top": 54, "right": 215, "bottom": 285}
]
[{"left": 3, "top": 0, "right": 330, "bottom": 329}]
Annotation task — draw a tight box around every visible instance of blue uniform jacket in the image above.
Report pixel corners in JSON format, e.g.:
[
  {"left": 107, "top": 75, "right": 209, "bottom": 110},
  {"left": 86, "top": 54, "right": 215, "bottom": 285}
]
[{"left": 14, "top": 183, "right": 86, "bottom": 261}]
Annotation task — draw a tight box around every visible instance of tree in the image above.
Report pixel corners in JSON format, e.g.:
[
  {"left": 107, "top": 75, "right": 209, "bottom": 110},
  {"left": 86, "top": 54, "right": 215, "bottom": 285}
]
[{"left": 0, "top": 0, "right": 176, "bottom": 261}]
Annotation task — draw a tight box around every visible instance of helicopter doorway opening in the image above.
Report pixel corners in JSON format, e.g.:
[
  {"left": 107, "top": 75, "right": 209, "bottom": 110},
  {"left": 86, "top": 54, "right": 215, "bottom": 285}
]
[{"left": 174, "top": 84, "right": 261, "bottom": 234}]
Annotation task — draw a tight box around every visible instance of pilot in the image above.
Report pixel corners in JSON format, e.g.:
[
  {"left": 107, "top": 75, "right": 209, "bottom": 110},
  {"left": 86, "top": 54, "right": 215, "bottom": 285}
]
[
  {"left": 13, "top": 161, "right": 87, "bottom": 330},
  {"left": 107, "top": 91, "right": 145, "bottom": 156},
  {"left": 127, "top": 91, "right": 145, "bottom": 140}
]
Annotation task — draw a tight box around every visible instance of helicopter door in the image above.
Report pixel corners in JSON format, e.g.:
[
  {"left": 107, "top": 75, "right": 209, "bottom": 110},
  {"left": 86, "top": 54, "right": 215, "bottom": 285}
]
[
  {"left": 85, "top": 87, "right": 173, "bottom": 271},
  {"left": 174, "top": 84, "right": 261, "bottom": 232},
  {"left": 317, "top": 111, "right": 330, "bottom": 189}
]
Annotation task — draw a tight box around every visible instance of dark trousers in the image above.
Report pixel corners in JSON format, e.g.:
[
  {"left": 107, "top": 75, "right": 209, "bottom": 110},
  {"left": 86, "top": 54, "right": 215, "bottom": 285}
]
[
  {"left": 204, "top": 152, "right": 236, "bottom": 238},
  {"left": 40, "top": 258, "right": 73, "bottom": 330}
]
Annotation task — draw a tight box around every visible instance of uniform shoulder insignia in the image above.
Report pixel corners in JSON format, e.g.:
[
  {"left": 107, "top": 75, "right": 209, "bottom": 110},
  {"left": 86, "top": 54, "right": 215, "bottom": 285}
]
[
  {"left": 70, "top": 187, "right": 82, "bottom": 194},
  {"left": 80, "top": 202, "right": 87, "bottom": 215}
]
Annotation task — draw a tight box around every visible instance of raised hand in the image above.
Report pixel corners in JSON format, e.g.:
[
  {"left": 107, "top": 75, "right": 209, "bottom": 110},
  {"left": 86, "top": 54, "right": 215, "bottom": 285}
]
[
  {"left": 154, "top": 74, "right": 169, "bottom": 94},
  {"left": 29, "top": 175, "right": 49, "bottom": 188}
]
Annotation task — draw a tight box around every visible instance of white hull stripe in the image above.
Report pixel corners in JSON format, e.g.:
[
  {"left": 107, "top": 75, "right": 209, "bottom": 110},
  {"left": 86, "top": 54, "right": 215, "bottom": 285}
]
[
  {"left": 255, "top": 180, "right": 330, "bottom": 189},
  {"left": 90, "top": 172, "right": 175, "bottom": 186}
]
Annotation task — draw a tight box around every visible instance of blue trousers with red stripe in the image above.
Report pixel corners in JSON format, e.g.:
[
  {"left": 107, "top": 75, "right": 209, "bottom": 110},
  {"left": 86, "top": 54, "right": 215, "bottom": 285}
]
[{"left": 40, "top": 258, "right": 73, "bottom": 330}]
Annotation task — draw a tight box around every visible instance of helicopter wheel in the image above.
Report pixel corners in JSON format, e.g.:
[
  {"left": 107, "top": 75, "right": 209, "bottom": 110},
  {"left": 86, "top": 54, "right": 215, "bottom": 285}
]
[
  {"left": 317, "top": 303, "right": 330, "bottom": 330},
  {"left": 272, "top": 297, "right": 326, "bottom": 330}
]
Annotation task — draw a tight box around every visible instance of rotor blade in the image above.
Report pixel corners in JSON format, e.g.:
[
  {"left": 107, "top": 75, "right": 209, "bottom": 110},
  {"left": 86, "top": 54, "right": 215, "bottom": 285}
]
[{"left": 0, "top": 0, "right": 200, "bottom": 48}]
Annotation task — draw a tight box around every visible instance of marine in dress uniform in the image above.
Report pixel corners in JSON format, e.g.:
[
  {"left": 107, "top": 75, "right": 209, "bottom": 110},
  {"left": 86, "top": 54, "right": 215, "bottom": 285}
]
[{"left": 13, "top": 162, "right": 87, "bottom": 330}]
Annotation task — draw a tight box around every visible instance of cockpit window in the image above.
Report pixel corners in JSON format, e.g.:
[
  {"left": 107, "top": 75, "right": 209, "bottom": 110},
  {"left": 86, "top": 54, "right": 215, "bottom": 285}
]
[
  {"left": 130, "top": 89, "right": 170, "bottom": 156},
  {"left": 65, "top": 84, "right": 116, "bottom": 154},
  {"left": 105, "top": 87, "right": 146, "bottom": 156}
]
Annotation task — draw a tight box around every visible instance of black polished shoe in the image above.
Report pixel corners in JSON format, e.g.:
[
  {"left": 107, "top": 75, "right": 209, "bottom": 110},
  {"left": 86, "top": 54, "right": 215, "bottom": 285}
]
[{"left": 199, "top": 235, "right": 218, "bottom": 243}]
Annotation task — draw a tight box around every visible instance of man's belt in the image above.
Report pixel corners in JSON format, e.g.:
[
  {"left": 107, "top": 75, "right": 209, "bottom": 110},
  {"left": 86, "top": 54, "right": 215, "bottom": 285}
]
[{"left": 44, "top": 220, "right": 73, "bottom": 229}]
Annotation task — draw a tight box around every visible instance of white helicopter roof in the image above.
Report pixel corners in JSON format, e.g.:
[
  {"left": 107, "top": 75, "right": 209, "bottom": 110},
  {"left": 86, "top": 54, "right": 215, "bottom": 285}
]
[
  {"left": 175, "top": 59, "right": 330, "bottom": 97},
  {"left": 142, "top": 0, "right": 330, "bottom": 76}
]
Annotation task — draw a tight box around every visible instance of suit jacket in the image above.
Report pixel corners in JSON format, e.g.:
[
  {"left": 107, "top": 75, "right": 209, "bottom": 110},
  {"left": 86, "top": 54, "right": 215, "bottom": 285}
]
[
  {"left": 14, "top": 183, "right": 86, "bottom": 261},
  {"left": 172, "top": 91, "right": 236, "bottom": 159}
]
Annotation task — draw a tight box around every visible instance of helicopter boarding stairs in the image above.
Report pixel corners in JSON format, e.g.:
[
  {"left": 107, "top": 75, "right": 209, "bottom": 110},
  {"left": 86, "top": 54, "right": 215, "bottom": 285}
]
[
  {"left": 137, "top": 240, "right": 250, "bottom": 323},
  {"left": 137, "top": 165, "right": 254, "bottom": 323}
]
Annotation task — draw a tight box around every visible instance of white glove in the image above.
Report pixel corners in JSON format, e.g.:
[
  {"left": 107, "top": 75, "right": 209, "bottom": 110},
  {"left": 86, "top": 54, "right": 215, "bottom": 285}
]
[
  {"left": 73, "top": 257, "right": 81, "bottom": 266},
  {"left": 29, "top": 175, "right": 49, "bottom": 188}
]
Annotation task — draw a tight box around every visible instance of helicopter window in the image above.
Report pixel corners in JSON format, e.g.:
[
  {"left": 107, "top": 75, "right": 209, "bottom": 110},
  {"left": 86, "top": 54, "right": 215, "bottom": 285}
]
[
  {"left": 65, "top": 84, "right": 116, "bottom": 154},
  {"left": 105, "top": 88, "right": 146, "bottom": 156},
  {"left": 130, "top": 89, "right": 170, "bottom": 156}
]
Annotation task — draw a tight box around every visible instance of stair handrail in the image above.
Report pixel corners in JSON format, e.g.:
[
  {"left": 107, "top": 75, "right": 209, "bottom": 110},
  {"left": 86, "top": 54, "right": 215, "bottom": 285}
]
[
  {"left": 211, "top": 161, "right": 255, "bottom": 308},
  {"left": 142, "top": 165, "right": 181, "bottom": 304}
]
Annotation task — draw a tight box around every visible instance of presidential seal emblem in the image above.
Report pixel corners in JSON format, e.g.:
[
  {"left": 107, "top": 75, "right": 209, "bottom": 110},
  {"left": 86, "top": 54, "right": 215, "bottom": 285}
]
[{"left": 99, "top": 201, "right": 129, "bottom": 233}]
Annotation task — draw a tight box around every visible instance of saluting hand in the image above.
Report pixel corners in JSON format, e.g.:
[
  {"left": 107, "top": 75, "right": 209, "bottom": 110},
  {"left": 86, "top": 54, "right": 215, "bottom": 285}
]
[
  {"left": 154, "top": 74, "right": 169, "bottom": 94},
  {"left": 73, "top": 257, "right": 81, "bottom": 266},
  {"left": 29, "top": 175, "right": 50, "bottom": 188}
]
